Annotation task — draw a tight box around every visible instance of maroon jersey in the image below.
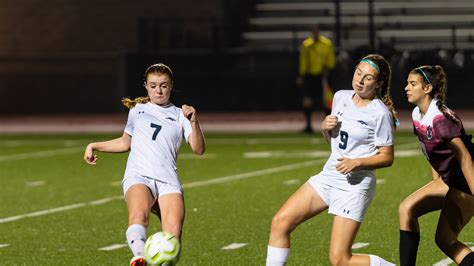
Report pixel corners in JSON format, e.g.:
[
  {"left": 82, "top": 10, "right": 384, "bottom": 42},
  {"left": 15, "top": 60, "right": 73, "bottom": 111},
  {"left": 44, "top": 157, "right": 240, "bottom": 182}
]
[{"left": 412, "top": 100, "right": 474, "bottom": 194}]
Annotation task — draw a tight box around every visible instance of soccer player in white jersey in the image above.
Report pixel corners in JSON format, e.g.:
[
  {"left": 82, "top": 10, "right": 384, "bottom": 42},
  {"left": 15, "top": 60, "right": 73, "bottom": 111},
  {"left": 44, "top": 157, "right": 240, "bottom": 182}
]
[
  {"left": 399, "top": 65, "right": 474, "bottom": 266},
  {"left": 83, "top": 63, "right": 205, "bottom": 266},
  {"left": 266, "top": 54, "right": 399, "bottom": 266}
]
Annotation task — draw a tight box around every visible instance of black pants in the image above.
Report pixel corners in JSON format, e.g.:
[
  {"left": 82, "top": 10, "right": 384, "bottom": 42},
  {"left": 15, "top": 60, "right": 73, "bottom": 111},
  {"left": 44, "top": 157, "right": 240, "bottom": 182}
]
[{"left": 302, "top": 74, "right": 324, "bottom": 110}]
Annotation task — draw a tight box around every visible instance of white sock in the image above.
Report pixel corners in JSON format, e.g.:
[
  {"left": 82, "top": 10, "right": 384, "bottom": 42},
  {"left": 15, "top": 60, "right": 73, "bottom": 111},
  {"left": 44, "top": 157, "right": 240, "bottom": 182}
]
[
  {"left": 266, "top": 245, "right": 290, "bottom": 266},
  {"left": 369, "top": 254, "right": 395, "bottom": 266},
  {"left": 126, "top": 224, "right": 147, "bottom": 257}
]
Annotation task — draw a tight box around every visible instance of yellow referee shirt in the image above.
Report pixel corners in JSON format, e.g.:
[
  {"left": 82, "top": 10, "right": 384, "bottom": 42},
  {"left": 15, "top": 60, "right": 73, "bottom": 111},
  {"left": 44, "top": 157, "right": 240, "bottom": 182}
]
[{"left": 299, "top": 35, "right": 336, "bottom": 76}]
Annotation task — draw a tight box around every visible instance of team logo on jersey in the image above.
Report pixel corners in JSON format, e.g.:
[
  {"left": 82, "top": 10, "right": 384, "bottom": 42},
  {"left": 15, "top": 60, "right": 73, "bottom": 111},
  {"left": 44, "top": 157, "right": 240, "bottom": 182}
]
[
  {"left": 357, "top": 120, "right": 368, "bottom": 126},
  {"left": 426, "top": 126, "right": 433, "bottom": 140},
  {"left": 165, "top": 117, "right": 176, "bottom": 122}
]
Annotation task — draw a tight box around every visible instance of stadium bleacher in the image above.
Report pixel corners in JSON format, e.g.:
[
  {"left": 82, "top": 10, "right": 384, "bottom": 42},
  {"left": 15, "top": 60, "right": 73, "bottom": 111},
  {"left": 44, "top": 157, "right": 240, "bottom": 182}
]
[{"left": 244, "top": 0, "right": 474, "bottom": 51}]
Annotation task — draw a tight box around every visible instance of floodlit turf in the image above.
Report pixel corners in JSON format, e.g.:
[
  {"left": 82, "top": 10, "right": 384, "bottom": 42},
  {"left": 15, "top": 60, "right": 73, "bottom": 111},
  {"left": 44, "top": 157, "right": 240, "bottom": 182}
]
[{"left": 0, "top": 131, "right": 473, "bottom": 265}]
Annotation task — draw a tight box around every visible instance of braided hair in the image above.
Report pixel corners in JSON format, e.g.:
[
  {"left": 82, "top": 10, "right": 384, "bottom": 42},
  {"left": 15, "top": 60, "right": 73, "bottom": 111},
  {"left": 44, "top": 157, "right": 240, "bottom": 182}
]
[
  {"left": 122, "top": 63, "right": 174, "bottom": 109},
  {"left": 410, "top": 65, "right": 460, "bottom": 126},
  {"left": 359, "top": 54, "right": 399, "bottom": 128}
]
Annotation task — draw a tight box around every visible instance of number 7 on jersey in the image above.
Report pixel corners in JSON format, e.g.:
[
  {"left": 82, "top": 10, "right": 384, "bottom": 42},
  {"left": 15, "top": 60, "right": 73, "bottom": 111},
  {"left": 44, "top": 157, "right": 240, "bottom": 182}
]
[{"left": 150, "top": 123, "right": 162, "bottom": 140}]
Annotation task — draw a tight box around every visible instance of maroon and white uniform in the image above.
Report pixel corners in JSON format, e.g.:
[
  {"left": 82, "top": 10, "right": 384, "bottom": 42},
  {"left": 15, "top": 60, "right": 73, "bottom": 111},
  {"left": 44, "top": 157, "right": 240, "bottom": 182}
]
[{"left": 412, "top": 99, "right": 474, "bottom": 194}]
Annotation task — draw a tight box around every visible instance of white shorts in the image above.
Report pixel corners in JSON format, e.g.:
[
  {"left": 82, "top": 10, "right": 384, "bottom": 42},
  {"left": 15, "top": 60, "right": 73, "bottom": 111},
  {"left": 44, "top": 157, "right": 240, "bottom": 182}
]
[
  {"left": 122, "top": 175, "right": 183, "bottom": 201},
  {"left": 308, "top": 173, "right": 374, "bottom": 222}
]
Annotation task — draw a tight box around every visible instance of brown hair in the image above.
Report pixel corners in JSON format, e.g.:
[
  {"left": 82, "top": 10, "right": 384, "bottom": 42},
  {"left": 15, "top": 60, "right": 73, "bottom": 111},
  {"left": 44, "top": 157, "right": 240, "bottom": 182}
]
[
  {"left": 122, "top": 63, "right": 174, "bottom": 109},
  {"left": 359, "top": 54, "right": 399, "bottom": 128},
  {"left": 410, "top": 65, "right": 460, "bottom": 125}
]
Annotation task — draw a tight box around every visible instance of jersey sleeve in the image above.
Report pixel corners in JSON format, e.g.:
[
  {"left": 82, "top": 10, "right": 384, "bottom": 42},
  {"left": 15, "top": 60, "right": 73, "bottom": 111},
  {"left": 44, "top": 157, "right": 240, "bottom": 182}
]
[
  {"left": 124, "top": 108, "right": 137, "bottom": 136},
  {"left": 433, "top": 115, "right": 462, "bottom": 143},
  {"left": 330, "top": 90, "right": 343, "bottom": 115},
  {"left": 374, "top": 111, "right": 394, "bottom": 146},
  {"left": 179, "top": 110, "right": 193, "bottom": 143}
]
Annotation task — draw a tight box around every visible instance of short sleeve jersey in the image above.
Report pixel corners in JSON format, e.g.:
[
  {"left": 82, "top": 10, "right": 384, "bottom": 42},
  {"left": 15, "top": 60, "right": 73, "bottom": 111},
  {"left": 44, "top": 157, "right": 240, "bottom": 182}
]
[
  {"left": 123, "top": 102, "right": 192, "bottom": 186},
  {"left": 412, "top": 99, "right": 474, "bottom": 194},
  {"left": 322, "top": 90, "right": 394, "bottom": 193}
]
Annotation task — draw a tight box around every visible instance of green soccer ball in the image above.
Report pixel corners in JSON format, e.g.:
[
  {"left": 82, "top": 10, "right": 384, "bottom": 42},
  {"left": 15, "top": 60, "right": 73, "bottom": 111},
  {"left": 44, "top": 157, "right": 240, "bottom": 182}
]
[{"left": 144, "top": 231, "right": 180, "bottom": 265}]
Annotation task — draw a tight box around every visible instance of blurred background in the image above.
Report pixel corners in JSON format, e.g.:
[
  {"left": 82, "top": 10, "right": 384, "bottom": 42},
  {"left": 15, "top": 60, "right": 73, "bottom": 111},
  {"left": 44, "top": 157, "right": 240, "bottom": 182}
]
[{"left": 0, "top": 0, "right": 473, "bottom": 115}]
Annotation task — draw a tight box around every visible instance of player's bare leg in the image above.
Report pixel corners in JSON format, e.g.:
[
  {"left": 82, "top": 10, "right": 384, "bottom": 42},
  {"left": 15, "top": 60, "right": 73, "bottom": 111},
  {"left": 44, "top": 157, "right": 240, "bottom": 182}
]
[
  {"left": 266, "top": 183, "right": 328, "bottom": 265},
  {"left": 398, "top": 178, "right": 447, "bottom": 265},
  {"left": 125, "top": 184, "right": 155, "bottom": 265},
  {"left": 435, "top": 188, "right": 474, "bottom": 264},
  {"left": 158, "top": 193, "right": 185, "bottom": 240},
  {"left": 269, "top": 183, "right": 328, "bottom": 247},
  {"left": 330, "top": 216, "right": 394, "bottom": 266},
  {"left": 399, "top": 178, "right": 448, "bottom": 231}
]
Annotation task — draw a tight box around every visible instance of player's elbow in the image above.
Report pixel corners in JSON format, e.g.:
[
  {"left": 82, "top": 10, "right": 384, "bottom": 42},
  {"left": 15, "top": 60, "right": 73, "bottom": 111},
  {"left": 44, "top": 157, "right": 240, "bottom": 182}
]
[
  {"left": 383, "top": 156, "right": 394, "bottom": 168},
  {"left": 193, "top": 145, "right": 205, "bottom": 155}
]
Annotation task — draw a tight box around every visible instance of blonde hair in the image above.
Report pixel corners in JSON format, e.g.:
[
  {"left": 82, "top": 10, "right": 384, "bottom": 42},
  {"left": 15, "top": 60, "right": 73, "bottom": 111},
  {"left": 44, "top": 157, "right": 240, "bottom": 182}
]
[
  {"left": 359, "top": 54, "right": 399, "bottom": 128},
  {"left": 122, "top": 63, "right": 174, "bottom": 109}
]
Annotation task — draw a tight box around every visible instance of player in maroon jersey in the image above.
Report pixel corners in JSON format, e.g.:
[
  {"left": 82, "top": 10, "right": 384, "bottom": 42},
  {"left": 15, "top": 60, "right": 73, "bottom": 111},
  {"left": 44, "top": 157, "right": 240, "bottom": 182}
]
[{"left": 399, "top": 65, "right": 474, "bottom": 266}]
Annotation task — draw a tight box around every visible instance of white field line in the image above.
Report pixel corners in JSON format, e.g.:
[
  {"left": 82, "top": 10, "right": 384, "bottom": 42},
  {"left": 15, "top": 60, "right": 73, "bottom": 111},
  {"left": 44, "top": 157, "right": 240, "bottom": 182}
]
[
  {"left": 283, "top": 179, "right": 301, "bottom": 185},
  {"left": 179, "top": 153, "right": 216, "bottom": 159},
  {"left": 98, "top": 243, "right": 128, "bottom": 251},
  {"left": 207, "top": 138, "right": 322, "bottom": 145},
  {"left": 352, "top": 242, "right": 370, "bottom": 249},
  {"left": 0, "top": 160, "right": 323, "bottom": 224},
  {"left": 0, "top": 139, "right": 83, "bottom": 147},
  {"left": 0, "top": 147, "right": 83, "bottom": 162},
  {"left": 0, "top": 244, "right": 10, "bottom": 248},
  {"left": 26, "top": 180, "right": 46, "bottom": 187},
  {"left": 433, "top": 246, "right": 474, "bottom": 266},
  {"left": 221, "top": 243, "right": 248, "bottom": 250},
  {"left": 182, "top": 159, "right": 322, "bottom": 189},
  {"left": 0, "top": 196, "right": 122, "bottom": 224}
]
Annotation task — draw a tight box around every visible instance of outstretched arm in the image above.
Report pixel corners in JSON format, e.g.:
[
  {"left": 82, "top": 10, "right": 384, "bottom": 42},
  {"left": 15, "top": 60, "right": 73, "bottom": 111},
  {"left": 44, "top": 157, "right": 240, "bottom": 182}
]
[
  {"left": 448, "top": 137, "right": 474, "bottom": 194},
  {"left": 83, "top": 132, "right": 131, "bottom": 165},
  {"left": 182, "top": 104, "right": 205, "bottom": 155},
  {"left": 336, "top": 145, "right": 394, "bottom": 174}
]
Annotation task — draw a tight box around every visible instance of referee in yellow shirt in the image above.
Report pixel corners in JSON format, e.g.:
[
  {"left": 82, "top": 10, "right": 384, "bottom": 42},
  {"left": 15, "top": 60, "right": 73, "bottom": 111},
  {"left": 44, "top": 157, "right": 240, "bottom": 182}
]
[{"left": 297, "top": 25, "right": 336, "bottom": 133}]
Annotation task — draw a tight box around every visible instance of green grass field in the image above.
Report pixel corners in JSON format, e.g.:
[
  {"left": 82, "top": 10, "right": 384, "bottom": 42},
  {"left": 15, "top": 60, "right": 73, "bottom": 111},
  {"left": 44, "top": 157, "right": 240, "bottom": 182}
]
[{"left": 1, "top": 131, "right": 473, "bottom": 265}]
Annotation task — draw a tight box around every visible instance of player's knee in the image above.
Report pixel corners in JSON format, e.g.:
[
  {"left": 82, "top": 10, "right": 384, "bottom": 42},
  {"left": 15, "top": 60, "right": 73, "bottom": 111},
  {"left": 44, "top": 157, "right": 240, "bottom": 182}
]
[
  {"left": 128, "top": 210, "right": 149, "bottom": 226},
  {"left": 270, "top": 212, "right": 293, "bottom": 235},
  {"left": 398, "top": 199, "right": 414, "bottom": 219},
  {"left": 435, "top": 232, "right": 453, "bottom": 252}
]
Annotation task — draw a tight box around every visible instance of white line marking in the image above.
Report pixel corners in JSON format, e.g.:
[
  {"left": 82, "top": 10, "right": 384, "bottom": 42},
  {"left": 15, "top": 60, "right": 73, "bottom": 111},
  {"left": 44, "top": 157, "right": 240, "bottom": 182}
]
[
  {"left": 208, "top": 138, "right": 322, "bottom": 145},
  {"left": 110, "top": 181, "right": 122, "bottom": 187},
  {"left": 26, "top": 180, "right": 46, "bottom": 187},
  {"left": 0, "top": 147, "right": 83, "bottom": 162},
  {"left": 179, "top": 153, "right": 216, "bottom": 159},
  {"left": 395, "top": 150, "right": 421, "bottom": 157},
  {"left": 433, "top": 257, "right": 453, "bottom": 266},
  {"left": 0, "top": 160, "right": 323, "bottom": 224},
  {"left": 376, "top": 179, "right": 385, "bottom": 184},
  {"left": 243, "top": 150, "right": 329, "bottom": 158},
  {"left": 98, "top": 244, "right": 128, "bottom": 251},
  {"left": 0, "top": 244, "right": 10, "bottom": 248},
  {"left": 0, "top": 139, "right": 83, "bottom": 147},
  {"left": 182, "top": 159, "right": 323, "bottom": 189},
  {"left": 352, "top": 242, "right": 370, "bottom": 249},
  {"left": 0, "top": 196, "right": 122, "bottom": 224},
  {"left": 284, "top": 179, "right": 301, "bottom": 185},
  {"left": 222, "top": 243, "right": 248, "bottom": 250},
  {"left": 433, "top": 246, "right": 474, "bottom": 265}
]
